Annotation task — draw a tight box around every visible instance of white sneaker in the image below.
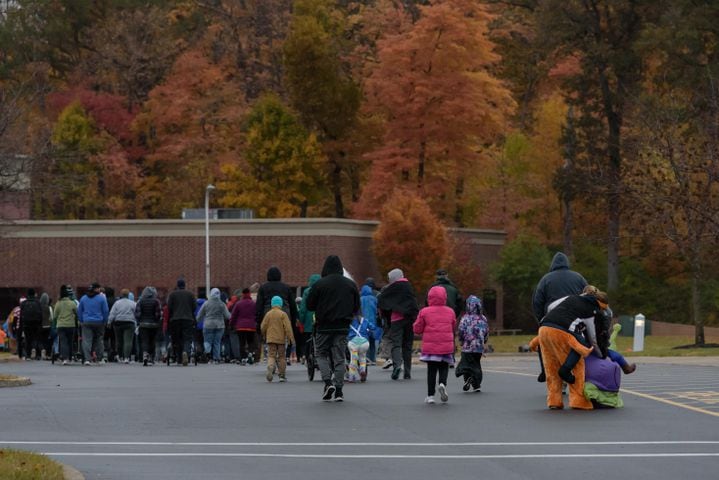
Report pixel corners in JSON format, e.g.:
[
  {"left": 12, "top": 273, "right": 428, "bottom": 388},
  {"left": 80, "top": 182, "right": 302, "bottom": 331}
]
[
  {"left": 425, "top": 396, "right": 436, "bottom": 404},
  {"left": 62, "top": 360, "right": 68, "bottom": 366},
  {"left": 438, "top": 383, "right": 449, "bottom": 403},
  {"left": 84, "top": 361, "right": 91, "bottom": 366},
  {"left": 100, "top": 359, "right": 107, "bottom": 365},
  {"left": 124, "top": 358, "right": 129, "bottom": 364}
]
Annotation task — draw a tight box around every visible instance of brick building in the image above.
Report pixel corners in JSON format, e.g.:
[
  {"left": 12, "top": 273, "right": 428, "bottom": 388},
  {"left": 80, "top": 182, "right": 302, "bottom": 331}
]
[{"left": 0, "top": 219, "right": 505, "bottom": 324}]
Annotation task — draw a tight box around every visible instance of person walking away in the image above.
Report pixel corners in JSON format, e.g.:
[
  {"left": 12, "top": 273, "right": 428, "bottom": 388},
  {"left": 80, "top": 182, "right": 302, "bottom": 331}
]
[
  {"left": 167, "top": 278, "right": 196, "bottom": 366},
  {"left": 260, "top": 296, "right": 295, "bottom": 382},
  {"left": 108, "top": 289, "right": 136, "bottom": 363},
  {"left": 347, "top": 315, "right": 374, "bottom": 383},
  {"left": 134, "top": 286, "right": 162, "bottom": 366},
  {"left": 413, "top": 286, "right": 456, "bottom": 404},
  {"left": 298, "top": 274, "right": 320, "bottom": 363},
  {"left": 456, "top": 295, "right": 489, "bottom": 392},
  {"left": 360, "top": 284, "right": 380, "bottom": 365},
  {"left": 254, "top": 267, "right": 299, "bottom": 361},
  {"left": 78, "top": 283, "right": 109, "bottom": 364},
  {"left": 197, "top": 288, "right": 230, "bottom": 364},
  {"left": 230, "top": 288, "right": 257, "bottom": 364},
  {"left": 378, "top": 269, "right": 419, "bottom": 380},
  {"left": 307, "top": 255, "right": 360, "bottom": 402},
  {"left": 532, "top": 252, "right": 588, "bottom": 382},
  {"left": 427, "top": 269, "right": 463, "bottom": 318},
  {"left": 19, "top": 289, "right": 43, "bottom": 360},
  {"left": 39, "top": 292, "right": 53, "bottom": 360},
  {"left": 53, "top": 286, "right": 78, "bottom": 365}
]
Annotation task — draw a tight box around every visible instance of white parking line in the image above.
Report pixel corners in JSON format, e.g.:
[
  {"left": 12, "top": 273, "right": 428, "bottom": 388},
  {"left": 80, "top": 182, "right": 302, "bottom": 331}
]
[
  {"left": 2, "top": 441, "right": 718, "bottom": 447},
  {"left": 41, "top": 452, "right": 719, "bottom": 459}
]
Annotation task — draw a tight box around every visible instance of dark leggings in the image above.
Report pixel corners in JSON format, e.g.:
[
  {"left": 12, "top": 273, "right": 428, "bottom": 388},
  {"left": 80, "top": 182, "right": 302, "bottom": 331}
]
[{"left": 426, "top": 361, "right": 449, "bottom": 396}]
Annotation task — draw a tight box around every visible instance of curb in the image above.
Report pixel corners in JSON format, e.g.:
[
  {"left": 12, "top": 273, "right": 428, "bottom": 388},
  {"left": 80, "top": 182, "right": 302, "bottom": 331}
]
[
  {"left": 63, "top": 463, "right": 85, "bottom": 480},
  {"left": 0, "top": 376, "right": 31, "bottom": 387}
]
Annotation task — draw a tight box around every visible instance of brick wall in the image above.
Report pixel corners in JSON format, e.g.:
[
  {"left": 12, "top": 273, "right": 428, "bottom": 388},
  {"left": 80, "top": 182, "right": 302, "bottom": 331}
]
[{"left": 0, "top": 220, "right": 505, "bottom": 317}]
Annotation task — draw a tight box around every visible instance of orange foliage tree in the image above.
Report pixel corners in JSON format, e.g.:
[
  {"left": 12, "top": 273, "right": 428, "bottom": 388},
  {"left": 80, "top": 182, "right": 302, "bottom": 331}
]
[
  {"left": 372, "top": 190, "right": 449, "bottom": 294},
  {"left": 356, "top": 0, "right": 515, "bottom": 222}
]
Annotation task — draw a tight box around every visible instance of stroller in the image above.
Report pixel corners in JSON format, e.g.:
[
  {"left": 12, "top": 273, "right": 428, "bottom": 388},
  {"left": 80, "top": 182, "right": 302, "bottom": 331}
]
[{"left": 305, "top": 333, "right": 318, "bottom": 381}]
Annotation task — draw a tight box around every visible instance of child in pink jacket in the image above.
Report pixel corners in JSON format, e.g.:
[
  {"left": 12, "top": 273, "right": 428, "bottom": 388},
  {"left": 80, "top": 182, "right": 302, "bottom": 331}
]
[{"left": 413, "top": 286, "right": 456, "bottom": 404}]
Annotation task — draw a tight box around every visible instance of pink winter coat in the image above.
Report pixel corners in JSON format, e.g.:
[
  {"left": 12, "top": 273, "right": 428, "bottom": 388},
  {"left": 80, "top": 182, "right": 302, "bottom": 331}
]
[{"left": 413, "top": 286, "right": 456, "bottom": 355}]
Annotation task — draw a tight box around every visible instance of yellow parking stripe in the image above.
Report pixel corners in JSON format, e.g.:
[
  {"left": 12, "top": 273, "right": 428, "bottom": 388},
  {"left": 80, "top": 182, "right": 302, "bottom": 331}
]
[{"left": 485, "top": 369, "right": 719, "bottom": 418}]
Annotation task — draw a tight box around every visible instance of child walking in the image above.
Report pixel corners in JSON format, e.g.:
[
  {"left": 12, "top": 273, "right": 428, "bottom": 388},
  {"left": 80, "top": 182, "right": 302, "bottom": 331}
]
[
  {"left": 260, "top": 296, "right": 295, "bottom": 382},
  {"left": 456, "top": 295, "right": 489, "bottom": 392},
  {"left": 347, "top": 315, "right": 374, "bottom": 383},
  {"left": 413, "top": 286, "right": 456, "bottom": 404}
]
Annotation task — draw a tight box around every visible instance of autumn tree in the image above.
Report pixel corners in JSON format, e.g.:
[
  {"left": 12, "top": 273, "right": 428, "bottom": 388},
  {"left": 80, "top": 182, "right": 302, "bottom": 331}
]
[
  {"left": 283, "top": 0, "right": 362, "bottom": 218},
  {"left": 624, "top": 0, "right": 719, "bottom": 345},
  {"left": 357, "top": 0, "right": 514, "bottom": 223},
  {"left": 133, "top": 43, "right": 246, "bottom": 218},
  {"left": 216, "top": 94, "right": 327, "bottom": 217},
  {"left": 372, "top": 190, "right": 448, "bottom": 294},
  {"left": 34, "top": 102, "right": 138, "bottom": 219}
]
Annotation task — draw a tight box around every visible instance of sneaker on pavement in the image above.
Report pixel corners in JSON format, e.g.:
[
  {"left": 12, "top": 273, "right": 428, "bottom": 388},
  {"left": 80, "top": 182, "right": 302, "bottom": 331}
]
[
  {"left": 279, "top": 376, "right": 286, "bottom": 383},
  {"left": 84, "top": 360, "right": 91, "bottom": 366},
  {"left": 266, "top": 366, "right": 274, "bottom": 382},
  {"left": 360, "top": 370, "right": 367, "bottom": 383},
  {"left": 322, "top": 384, "right": 336, "bottom": 401},
  {"left": 391, "top": 366, "right": 401, "bottom": 380},
  {"left": 182, "top": 352, "right": 189, "bottom": 367},
  {"left": 472, "top": 386, "right": 482, "bottom": 393},
  {"left": 62, "top": 360, "right": 68, "bottom": 366},
  {"left": 425, "top": 396, "right": 436, "bottom": 404},
  {"left": 438, "top": 383, "right": 449, "bottom": 403},
  {"left": 100, "top": 359, "right": 107, "bottom": 365},
  {"left": 382, "top": 360, "right": 393, "bottom": 370},
  {"left": 403, "top": 372, "right": 411, "bottom": 380},
  {"left": 334, "top": 388, "right": 344, "bottom": 402},
  {"left": 124, "top": 358, "right": 129, "bottom": 364},
  {"left": 463, "top": 378, "right": 472, "bottom": 392}
]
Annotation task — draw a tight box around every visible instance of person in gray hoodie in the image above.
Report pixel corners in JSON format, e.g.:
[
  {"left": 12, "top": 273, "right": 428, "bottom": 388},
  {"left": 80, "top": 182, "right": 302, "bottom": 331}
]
[
  {"left": 108, "top": 289, "right": 136, "bottom": 363},
  {"left": 531, "top": 252, "right": 588, "bottom": 382},
  {"left": 197, "top": 288, "right": 230, "bottom": 363}
]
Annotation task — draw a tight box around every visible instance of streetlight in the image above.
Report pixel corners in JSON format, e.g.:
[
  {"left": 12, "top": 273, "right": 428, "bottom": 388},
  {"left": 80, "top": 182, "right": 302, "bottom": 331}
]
[{"left": 205, "top": 184, "right": 216, "bottom": 298}]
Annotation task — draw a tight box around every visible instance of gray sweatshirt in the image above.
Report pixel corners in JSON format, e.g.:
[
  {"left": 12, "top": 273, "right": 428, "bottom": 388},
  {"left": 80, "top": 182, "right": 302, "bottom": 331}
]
[
  {"left": 198, "top": 296, "right": 230, "bottom": 330},
  {"left": 109, "top": 298, "right": 137, "bottom": 325}
]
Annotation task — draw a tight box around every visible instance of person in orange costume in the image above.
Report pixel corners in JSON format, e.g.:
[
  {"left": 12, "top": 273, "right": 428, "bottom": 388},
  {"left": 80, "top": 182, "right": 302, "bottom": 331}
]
[{"left": 529, "top": 329, "right": 593, "bottom": 409}]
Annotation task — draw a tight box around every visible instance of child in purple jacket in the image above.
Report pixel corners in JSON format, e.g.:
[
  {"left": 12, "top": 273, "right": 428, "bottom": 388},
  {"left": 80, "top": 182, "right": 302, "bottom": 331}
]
[{"left": 456, "top": 295, "right": 489, "bottom": 392}]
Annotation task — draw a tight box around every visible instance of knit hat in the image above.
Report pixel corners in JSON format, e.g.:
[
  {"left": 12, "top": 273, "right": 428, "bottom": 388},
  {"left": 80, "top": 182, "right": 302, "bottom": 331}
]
[
  {"left": 388, "top": 268, "right": 404, "bottom": 284},
  {"left": 271, "top": 296, "right": 283, "bottom": 308}
]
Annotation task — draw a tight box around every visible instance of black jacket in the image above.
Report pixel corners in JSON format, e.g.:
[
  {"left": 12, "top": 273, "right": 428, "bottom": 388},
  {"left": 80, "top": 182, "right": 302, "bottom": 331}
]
[
  {"left": 306, "top": 256, "right": 360, "bottom": 334},
  {"left": 255, "top": 267, "right": 298, "bottom": 327},
  {"left": 540, "top": 294, "right": 609, "bottom": 358},
  {"left": 134, "top": 288, "right": 162, "bottom": 328},
  {"left": 532, "top": 252, "right": 588, "bottom": 321},
  {"left": 168, "top": 288, "right": 196, "bottom": 322},
  {"left": 378, "top": 279, "right": 419, "bottom": 326}
]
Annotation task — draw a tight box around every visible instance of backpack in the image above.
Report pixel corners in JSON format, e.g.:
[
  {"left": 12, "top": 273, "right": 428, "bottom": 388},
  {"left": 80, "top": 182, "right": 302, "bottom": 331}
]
[{"left": 21, "top": 299, "right": 43, "bottom": 326}]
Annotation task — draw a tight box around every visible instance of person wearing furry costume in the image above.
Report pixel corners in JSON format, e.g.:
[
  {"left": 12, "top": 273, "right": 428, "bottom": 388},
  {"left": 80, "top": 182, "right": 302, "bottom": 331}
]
[{"left": 529, "top": 328, "right": 593, "bottom": 409}]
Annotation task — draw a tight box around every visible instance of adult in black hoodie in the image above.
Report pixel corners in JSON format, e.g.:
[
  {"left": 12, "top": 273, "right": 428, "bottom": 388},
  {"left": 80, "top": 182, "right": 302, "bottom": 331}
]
[
  {"left": 306, "top": 255, "right": 360, "bottom": 402},
  {"left": 255, "top": 267, "right": 298, "bottom": 331}
]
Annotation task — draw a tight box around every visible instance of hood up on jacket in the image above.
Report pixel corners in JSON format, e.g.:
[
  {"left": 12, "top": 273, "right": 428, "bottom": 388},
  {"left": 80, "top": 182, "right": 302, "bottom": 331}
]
[
  {"left": 267, "top": 267, "right": 282, "bottom": 282},
  {"left": 321, "top": 255, "right": 343, "bottom": 277},
  {"left": 427, "top": 286, "right": 447, "bottom": 306},
  {"left": 549, "top": 252, "right": 570, "bottom": 272},
  {"left": 361, "top": 285, "right": 373, "bottom": 297},
  {"left": 141, "top": 286, "right": 157, "bottom": 300},
  {"left": 465, "top": 295, "right": 482, "bottom": 315},
  {"left": 210, "top": 288, "right": 221, "bottom": 299},
  {"left": 40, "top": 292, "right": 50, "bottom": 307},
  {"left": 307, "top": 273, "right": 321, "bottom": 288}
]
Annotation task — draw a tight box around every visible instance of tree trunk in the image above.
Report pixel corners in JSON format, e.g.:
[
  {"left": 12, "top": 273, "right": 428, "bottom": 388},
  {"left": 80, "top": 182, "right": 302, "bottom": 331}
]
[
  {"left": 562, "top": 195, "right": 573, "bottom": 259},
  {"left": 329, "top": 155, "right": 344, "bottom": 218},
  {"left": 417, "top": 140, "right": 426, "bottom": 188},
  {"left": 690, "top": 246, "right": 705, "bottom": 346}
]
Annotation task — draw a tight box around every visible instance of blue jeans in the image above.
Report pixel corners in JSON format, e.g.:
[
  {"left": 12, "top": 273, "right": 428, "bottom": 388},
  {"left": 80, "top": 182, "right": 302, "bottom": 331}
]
[{"left": 203, "top": 327, "right": 224, "bottom": 361}]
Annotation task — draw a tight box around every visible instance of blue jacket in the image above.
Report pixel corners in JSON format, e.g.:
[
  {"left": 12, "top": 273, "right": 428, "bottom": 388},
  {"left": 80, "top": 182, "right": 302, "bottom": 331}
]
[
  {"left": 78, "top": 293, "right": 109, "bottom": 324},
  {"left": 360, "top": 285, "right": 378, "bottom": 326},
  {"left": 347, "top": 316, "right": 373, "bottom": 344}
]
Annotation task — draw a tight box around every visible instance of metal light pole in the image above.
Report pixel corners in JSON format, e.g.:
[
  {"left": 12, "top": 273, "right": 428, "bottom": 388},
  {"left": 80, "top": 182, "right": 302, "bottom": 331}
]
[{"left": 205, "top": 184, "right": 216, "bottom": 298}]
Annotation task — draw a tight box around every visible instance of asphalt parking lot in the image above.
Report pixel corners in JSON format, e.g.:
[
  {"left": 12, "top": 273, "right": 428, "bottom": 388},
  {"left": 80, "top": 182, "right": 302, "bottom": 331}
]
[{"left": 1, "top": 355, "right": 717, "bottom": 479}]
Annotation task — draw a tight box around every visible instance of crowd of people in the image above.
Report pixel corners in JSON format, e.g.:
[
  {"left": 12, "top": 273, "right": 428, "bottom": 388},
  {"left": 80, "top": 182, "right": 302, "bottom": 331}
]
[
  {"left": 2, "top": 255, "right": 492, "bottom": 403},
  {"left": 3, "top": 252, "right": 633, "bottom": 407}
]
